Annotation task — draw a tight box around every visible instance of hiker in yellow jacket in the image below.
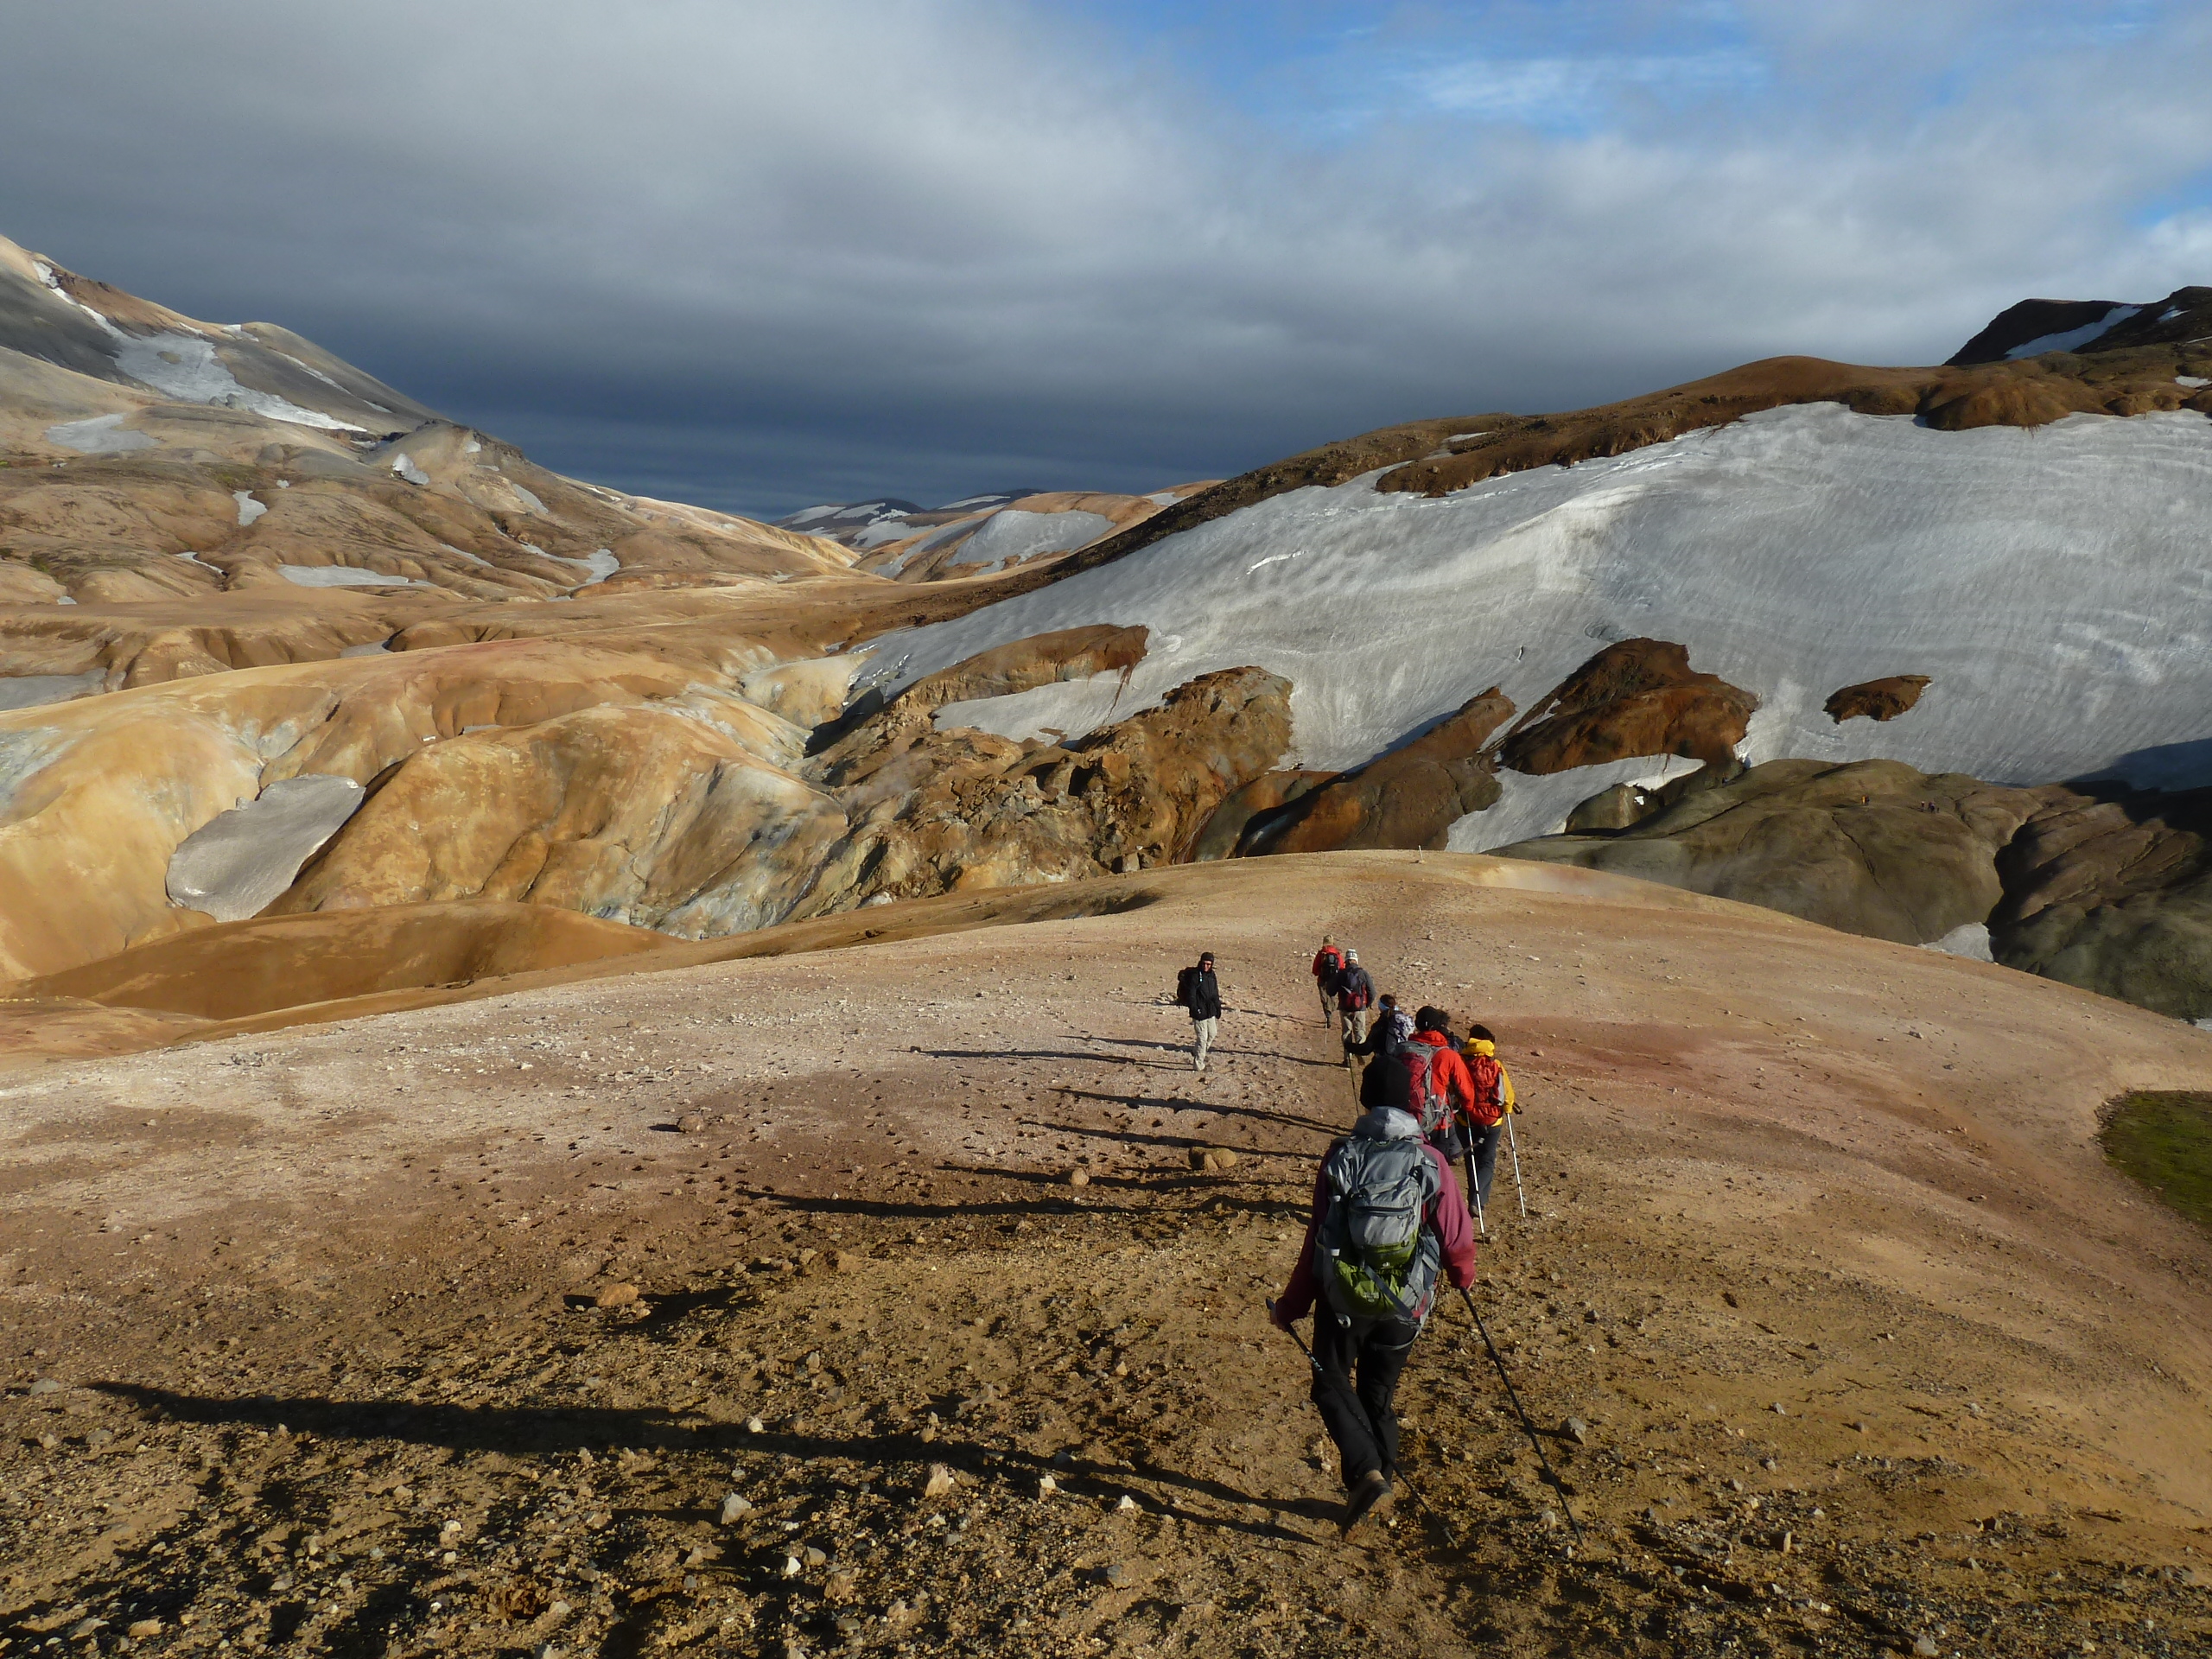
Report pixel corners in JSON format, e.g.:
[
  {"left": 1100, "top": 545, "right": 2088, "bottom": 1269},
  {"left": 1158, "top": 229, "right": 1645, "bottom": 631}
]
[{"left": 1456, "top": 1022, "right": 1516, "bottom": 1215}]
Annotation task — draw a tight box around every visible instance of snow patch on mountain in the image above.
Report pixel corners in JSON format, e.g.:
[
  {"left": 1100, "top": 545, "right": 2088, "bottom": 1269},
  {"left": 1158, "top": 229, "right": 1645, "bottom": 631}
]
[
  {"left": 278, "top": 566, "right": 429, "bottom": 589},
  {"left": 946, "top": 509, "right": 1115, "bottom": 567},
  {"left": 856, "top": 404, "right": 2212, "bottom": 849},
  {"left": 43, "top": 413, "right": 157, "bottom": 454},
  {"left": 2005, "top": 304, "right": 2141, "bottom": 359}
]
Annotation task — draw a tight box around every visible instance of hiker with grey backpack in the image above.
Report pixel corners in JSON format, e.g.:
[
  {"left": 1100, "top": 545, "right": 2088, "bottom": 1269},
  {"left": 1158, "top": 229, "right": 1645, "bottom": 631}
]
[{"left": 1271, "top": 1093, "right": 1478, "bottom": 1535}]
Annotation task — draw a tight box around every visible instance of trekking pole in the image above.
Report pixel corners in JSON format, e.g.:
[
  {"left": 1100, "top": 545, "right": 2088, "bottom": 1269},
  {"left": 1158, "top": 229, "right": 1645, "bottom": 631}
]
[
  {"left": 1455, "top": 1284, "right": 1581, "bottom": 1542},
  {"left": 1267, "top": 1301, "right": 1457, "bottom": 1548},
  {"left": 1503, "top": 1114, "right": 1529, "bottom": 1220},
  {"left": 1464, "top": 1142, "right": 1486, "bottom": 1237}
]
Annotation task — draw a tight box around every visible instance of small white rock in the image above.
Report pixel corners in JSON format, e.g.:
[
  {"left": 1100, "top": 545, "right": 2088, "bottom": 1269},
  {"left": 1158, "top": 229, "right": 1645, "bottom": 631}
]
[
  {"left": 721, "top": 1491, "right": 753, "bottom": 1522},
  {"left": 1038, "top": 1474, "right": 1058, "bottom": 1496}
]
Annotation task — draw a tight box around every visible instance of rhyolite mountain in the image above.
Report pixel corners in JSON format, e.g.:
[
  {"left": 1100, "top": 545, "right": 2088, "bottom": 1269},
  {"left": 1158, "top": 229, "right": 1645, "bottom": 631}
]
[{"left": 2, "top": 232, "right": 2209, "bottom": 1050}]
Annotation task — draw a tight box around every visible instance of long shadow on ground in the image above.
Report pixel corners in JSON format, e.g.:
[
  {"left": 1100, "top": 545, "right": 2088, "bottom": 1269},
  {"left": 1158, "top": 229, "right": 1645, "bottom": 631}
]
[{"left": 92, "top": 1384, "right": 1340, "bottom": 1547}]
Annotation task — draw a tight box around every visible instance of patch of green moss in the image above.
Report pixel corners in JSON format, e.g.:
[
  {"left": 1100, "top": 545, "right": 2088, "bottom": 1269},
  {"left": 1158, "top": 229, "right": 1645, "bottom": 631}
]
[{"left": 2101, "top": 1090, "right": 2212, "bottom": 1231}]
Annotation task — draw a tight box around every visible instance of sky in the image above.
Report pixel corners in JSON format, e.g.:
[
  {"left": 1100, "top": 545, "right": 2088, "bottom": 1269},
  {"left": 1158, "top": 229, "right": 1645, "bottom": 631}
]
[{"left": 3, "top": 1, "right": 2210, "bottom": 519}]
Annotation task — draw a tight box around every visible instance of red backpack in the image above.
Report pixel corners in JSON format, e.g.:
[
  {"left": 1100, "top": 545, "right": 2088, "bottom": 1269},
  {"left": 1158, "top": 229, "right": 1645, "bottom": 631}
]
[{"left": 1465, "top": 1052, "right": 1505, "bottom": 1125}]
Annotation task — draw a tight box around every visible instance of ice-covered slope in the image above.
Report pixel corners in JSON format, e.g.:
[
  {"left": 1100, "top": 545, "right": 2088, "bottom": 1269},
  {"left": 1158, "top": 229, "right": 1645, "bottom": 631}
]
[
  {"left": 850, "top": 403, "right": 2212, "bottom": 849},
  {"left": 0, "top": 232, "right": 435, "bottom": 435}
]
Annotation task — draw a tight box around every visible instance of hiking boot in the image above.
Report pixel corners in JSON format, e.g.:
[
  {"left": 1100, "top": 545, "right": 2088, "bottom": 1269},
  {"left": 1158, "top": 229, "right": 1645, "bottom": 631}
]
[{"left": 1338, "top": 1469, "right": 1394, "bottom": 1536}]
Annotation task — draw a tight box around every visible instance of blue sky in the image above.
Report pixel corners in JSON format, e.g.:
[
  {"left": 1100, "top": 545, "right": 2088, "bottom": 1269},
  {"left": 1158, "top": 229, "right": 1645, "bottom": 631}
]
[{"left": 3, "top": 1, "right": 2209, "bottom": 516}]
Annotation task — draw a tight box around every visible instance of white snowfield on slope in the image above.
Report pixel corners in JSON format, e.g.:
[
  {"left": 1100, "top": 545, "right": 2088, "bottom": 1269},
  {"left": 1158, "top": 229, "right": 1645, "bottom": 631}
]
[{"left": 868, "top": 403, "right": 2212, "bottom": 850}]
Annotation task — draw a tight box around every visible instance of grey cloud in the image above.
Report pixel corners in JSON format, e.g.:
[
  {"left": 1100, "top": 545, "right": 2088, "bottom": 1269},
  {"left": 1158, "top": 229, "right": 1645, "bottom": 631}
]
[{"left": 3, "top": 1, "right": 2209, "bottom": 518}]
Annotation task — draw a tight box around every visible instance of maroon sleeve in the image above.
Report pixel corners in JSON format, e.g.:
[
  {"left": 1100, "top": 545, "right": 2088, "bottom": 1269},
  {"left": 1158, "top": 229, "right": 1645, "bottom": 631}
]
[
  {"left": 1424, "top": 1145, "right": 1478, "bottom": 1290},
  {"left": 1274, "top": 1166, "right": 1332, "bottom": 1322}
]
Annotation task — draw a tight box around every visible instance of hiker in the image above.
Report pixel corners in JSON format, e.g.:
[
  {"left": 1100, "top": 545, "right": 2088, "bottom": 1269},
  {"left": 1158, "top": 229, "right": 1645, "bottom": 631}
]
[
  {"left": 1371, "top": 994, "right": 1412, "bottom": 1053},
  {"left": 1175, "top": 951, "right": 1223, "bottom": 1072},
  {"left": 1335, "top": 950, "right": 1376, "bottom": 1065},
  {"left": 1456, "top": 1022, "right": 1516, "bottom": 1211},
  {"left": 1311, "top": 937, "right": 1347, "bottom": 1029},
  {"left": 1271, "top": 1098, "right": 1478, "bottom": 1533},
  {"left": 1344, "top": 1002, "right": 1469, "bottom": 1126}
]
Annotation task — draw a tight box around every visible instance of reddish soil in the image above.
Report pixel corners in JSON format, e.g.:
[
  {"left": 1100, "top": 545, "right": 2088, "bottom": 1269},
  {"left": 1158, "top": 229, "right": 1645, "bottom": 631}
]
[{"left": 3, "top": 853, "right": 2209, "bottom": 1658}]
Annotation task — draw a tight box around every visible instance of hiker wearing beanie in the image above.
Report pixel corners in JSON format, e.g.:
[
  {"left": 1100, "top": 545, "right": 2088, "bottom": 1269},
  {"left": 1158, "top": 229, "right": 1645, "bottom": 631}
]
[
  {"left": 1272, "top": 1100, "right": 1478, "bottom": 1534},
  {"left": 1335, "top": 950, "right": 1376, "bottom": 1066},
  {"left": 1456, "top": 1022, "right": 1516, "bottom": 1211},
  {"left": 1339, "top": 994, "right": 1410, "bottom": 1111},
  {"left": 1311, "top": 937, "right": 1347, "bottom": 1030},
  {"left": 1347, "top": 1004, "right": 1472, "bottom": 1116},
  {"left": 1175, "top": 951, "right": 1223, "bottom": 1072}
]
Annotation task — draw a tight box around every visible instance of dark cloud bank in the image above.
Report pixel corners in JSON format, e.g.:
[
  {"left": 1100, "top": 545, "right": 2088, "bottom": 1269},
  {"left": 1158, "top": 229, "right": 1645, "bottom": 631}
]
[{"left": 5, "top": 1, "right": 2209, "bottom": 518}]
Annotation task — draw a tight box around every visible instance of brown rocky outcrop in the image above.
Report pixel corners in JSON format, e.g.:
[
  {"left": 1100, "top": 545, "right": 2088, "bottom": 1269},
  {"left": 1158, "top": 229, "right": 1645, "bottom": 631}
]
[
  {"left": 1826, "top": 676, "right": 1931, "bottom": 723},
  {"left": 1497, "top": 758, "right": 2048, "bottom": 944},
  {"left": 1372, "top": 350, "right": 2212, "bottom": 499},
  {"left": 1500, "top": 639, "right": 1757, "bottom": 775},
  {"left": 810, "top": 624, "right": 1147, "bottom": 757},
  {"left": 796, "top": 665, "right": 1293, "bottom": 912},
  {"left": 1990, "top": 785, "right": 2212, "bottom": 1020},
  {"left": 1187, "top": 769, "right": 1335, "bottom": 861},
  {"left": 904, "top": 624, "right": 1148, "bottom": 711},
  {"left": 1233, "top": 688, "right": 1514, "bottom": 855}
]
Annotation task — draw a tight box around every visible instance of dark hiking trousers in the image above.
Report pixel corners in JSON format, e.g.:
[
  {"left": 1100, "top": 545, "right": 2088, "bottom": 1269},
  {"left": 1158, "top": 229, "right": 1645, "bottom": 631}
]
[
  {"left": 1311, "top": 1311, "right": 1419, "bottom": 1485},
  {"left": 1466, "top": 1122, "right": 1504, "bottom": 1210}
]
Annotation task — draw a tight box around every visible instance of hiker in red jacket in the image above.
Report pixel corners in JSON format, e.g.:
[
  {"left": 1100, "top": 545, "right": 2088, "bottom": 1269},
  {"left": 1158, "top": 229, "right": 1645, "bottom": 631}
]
[
  {"left": 1272, "top": 1101, "right": 1478, "bottom": 1534},
  {"left": 1311, "top": 937, "right": 1347, "bottom": 1030}
]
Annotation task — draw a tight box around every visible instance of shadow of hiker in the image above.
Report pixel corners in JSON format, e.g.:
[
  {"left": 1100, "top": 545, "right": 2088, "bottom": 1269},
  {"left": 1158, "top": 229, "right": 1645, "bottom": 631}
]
[
  {"left": 91, "top": 1384, "right": 1338, "bottom": 1545},
  {"left": 1055, "top": 1092, "right": 1341, "bottom": 1136}
]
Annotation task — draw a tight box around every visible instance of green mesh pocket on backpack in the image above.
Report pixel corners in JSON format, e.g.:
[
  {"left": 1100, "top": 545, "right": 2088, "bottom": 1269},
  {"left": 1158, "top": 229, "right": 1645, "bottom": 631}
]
[{"left": 1325, "top": 1236, "right": 1418, "bottom": 1320}]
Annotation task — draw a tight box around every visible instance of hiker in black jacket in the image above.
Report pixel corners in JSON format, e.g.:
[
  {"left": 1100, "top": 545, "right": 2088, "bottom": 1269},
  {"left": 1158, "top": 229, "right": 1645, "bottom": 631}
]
[
  {"left": 1176, "top": 952, "right": 1223, "bottom": 1072},
  {"left": 1335, "top": 950, "right": 1376, "bottom": 1068}
]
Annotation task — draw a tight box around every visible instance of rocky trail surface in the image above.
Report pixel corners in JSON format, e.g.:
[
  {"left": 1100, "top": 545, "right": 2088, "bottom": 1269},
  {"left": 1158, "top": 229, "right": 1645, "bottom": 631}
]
[{"left": 3, "top": 855, "right": 2209, "bottom": 1657}]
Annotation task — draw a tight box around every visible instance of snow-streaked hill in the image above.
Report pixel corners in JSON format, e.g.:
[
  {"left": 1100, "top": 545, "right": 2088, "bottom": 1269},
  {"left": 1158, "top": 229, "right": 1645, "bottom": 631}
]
[{"left": 850, "top": 402, "right": 2212, "bottom": 849}]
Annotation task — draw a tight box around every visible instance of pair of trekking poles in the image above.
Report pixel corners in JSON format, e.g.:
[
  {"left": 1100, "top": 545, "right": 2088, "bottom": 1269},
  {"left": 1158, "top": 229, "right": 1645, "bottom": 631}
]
[
  {"left": 1461, "top": 1114, "right": 1527, "bottom": 1237},
  {"left": 1270, "top": 1286, "right": 1582, "bottom": 1548}
]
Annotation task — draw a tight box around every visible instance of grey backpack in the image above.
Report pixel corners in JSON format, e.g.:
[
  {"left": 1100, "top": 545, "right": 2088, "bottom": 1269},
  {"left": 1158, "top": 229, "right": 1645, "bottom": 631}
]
[{"left": 1317, "top": 1129, "right": 1442, "bottom": 1321}]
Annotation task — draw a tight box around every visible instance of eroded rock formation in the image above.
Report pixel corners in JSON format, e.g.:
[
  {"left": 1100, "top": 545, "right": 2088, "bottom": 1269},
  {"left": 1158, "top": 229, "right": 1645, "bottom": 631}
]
[
  {"left": 1223, "top": 688, "right": 1514, "bottom": 856},
  {"left": 798, "top": 664, "right": 1293, "bottom": 910},
  {"left": 1499, "top": 639, "right": 1757, "bottom": 775},
  {"left": 1826, "top": 676, "right": 1932, "bottom": 723}
]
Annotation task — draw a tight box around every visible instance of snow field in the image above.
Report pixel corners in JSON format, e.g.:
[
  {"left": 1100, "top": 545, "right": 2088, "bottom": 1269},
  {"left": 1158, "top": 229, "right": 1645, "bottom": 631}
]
[{"left": 856, "top": 404, "right": 2212, "bottom": 849}]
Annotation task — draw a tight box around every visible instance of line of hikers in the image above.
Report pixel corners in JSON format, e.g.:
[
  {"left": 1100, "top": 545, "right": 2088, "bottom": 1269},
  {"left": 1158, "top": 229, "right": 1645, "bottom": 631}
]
[{"left": 1176, "top": 935, "right": 1527, "bottom": 1535}]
